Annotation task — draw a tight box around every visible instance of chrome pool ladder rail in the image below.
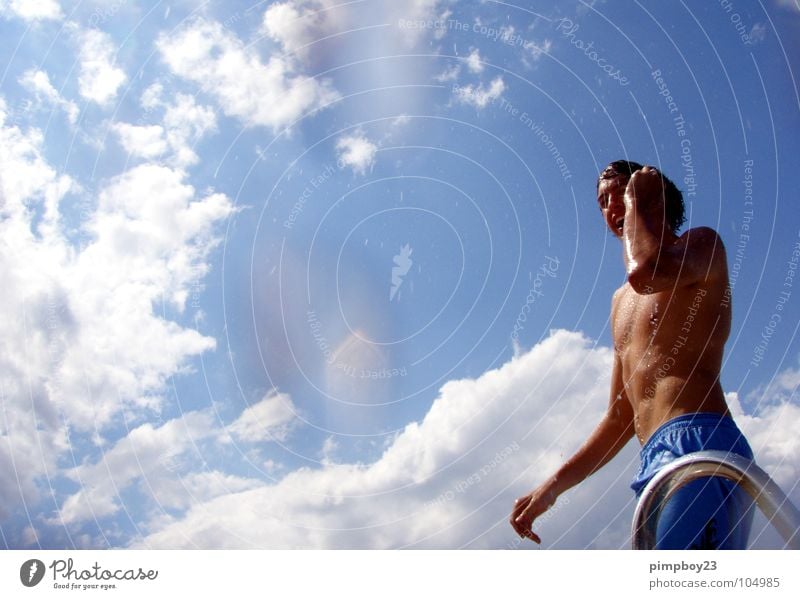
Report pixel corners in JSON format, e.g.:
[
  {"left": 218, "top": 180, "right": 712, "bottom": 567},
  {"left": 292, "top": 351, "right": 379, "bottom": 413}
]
[{"left": 632, "top": 450, "right": 800, "bottom": 550}]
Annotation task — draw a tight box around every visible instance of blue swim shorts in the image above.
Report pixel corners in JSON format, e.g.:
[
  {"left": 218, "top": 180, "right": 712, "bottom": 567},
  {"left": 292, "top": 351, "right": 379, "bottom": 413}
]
[{"left": 631, "top": 412, "right": 755, "bottom": 549}]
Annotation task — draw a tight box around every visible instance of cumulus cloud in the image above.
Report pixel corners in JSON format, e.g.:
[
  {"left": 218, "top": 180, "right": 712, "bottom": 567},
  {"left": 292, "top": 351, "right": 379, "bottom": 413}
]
[
  {"left": 262, "top": 0, "right": 347, "bottom": 62},
  {"left": 738, "top": 401, "right": 800, "bottom": 494},
  {"left": 227, "top": 392, "right": 298, "bottom": 443},
  {"left": 18, "top": 69, "right": 79, "bottom": 124},
  {"left": 434, "top": 8, "right": 452, "bottom": 40},
  {"left": 54, "top": 390, "right": 299, "bottom": 530},
  {"left": 263, "top": 0, "right": 449, "bottom": 50},
  {"left": 113, "top": 123, "right": 168, "bottom": 160},
  {"left": 454, "top": 76, "right": 506, "bottom": 109},
  {"left": 394, "top": 0, "right": 450, "bottom": 45},
  {"left": 0, "top": 97, "right": 234, "bottom": 526},
  {"left": 157, "top": 19, "right": 339, "bottom": 132},
  {"left": 335, "top": 133, "right": 377, "bottom": 175},
  {"left": 0, "top": 99, "right": 74, "bottom": 518},
  {"left": 748, "top": 22, "right": 767, "bottom": 44},
  {"left": 75, "top": 28, "right": 126, "bottom": 106},
  {"left": 57, "top": 411, "right": 220, "bottom": 525},
  {"left": 526, "top": 38, "right": 552, "bottom": 61},
  {"left": 263, "top": 0, "right": 451, "bottom": 61},
  {"left": 0, "top": 0, "right": 62, "bottom": 21},
  {"left": 732, "top": 367, "right": 800, "bottom": 495},
  {"left": 133, "top": 330, "right": 639, "bottom": 548},
  {"left": 725, "top": 384, "right": 800, "bottom": 548},
  {"left": 0, "top": 98, "right": 72, "bottom": 228},
  {"left": 114, "top": 92, "right": 217, "bottom": 168},
  {"left": 127, "top": 328, "right": 800, "bottom": 550},
  {"left": 434, "top": 63, "right": 461, "bottom": 82},
  {"left": 466, "top": 48, "right": 484, "bottom": 73}
]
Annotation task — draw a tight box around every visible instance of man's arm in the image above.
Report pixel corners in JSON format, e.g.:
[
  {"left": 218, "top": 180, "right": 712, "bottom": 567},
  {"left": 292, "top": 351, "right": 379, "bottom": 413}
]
[
  {"left": 623, "top": 166, "right": 726, "bottom": 294},
  {"left": 510, "top": 352, "right": 635, "bottom": 542}
]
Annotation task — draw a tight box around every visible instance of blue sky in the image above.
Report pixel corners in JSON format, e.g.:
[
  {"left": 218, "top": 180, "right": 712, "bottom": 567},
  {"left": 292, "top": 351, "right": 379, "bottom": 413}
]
[{"left": 1, "top": 0, "right": 798, "bottom": 549}]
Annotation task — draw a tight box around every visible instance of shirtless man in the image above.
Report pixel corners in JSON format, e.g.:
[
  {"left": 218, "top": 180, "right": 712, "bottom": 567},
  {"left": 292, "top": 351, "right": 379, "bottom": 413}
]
[{"left": 510, "top": 161, "right": 753, "bottom": 549}]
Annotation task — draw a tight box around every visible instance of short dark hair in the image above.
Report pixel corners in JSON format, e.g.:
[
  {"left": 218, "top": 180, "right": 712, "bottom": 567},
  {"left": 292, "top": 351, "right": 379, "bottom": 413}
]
[{"left": 597, "top": 160, "right": 686, "bottom": 233}]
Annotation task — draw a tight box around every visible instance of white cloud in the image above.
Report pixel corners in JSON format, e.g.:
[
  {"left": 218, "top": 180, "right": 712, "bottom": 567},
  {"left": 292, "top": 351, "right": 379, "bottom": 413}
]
[
  {"left": 163, "top": 93, "right": 217, "bottom": 140},
  {"left": 57, "top": 411, "right": 218, "bottom": 525},
  {"left": 76, "top": 28, "right": 126, "bottom": 106},
  {"left": 262, "top": 1, "right": 307, "bottom": 52},
  {"left": 18, "top": 69, "right": 79, "bottom": 124},
  {"left": 162, "top": 94, "right": 217, "bottom": 168},
  {"left": 454, "top": 76, "right": 506, "bottom": 109},
  {"left": 132, "top": 329, "right": 800, "bottom": 549},
  {"left": 134, "top": 330, "right": 638, "bottom": 548},
  {"left": 141, "top": 82, "right": 164, "bottom": 110},
  {"left": 82, "top": 163, "right": 234, "bottom": 314},
  {"left": 262, "top": 0, "right": 347, "bottom": 62},
  {"left": 525, "top": 38, "right": 552, "bottom": 61},
  {"left": 732, "top": 367, "right": 800, "bottom": 493},
  {"left": 748, "top": 22, "right": 767, "bottom": 44},
  {"left": 113, "top": 123, "right": 168, "bottom": 160},
  {"left": 335, "top": 133, "right": 377, "bottom": 175},
  {"left": 55, "top": 391, "right": 297, "bottom": 527},
  {"left": 149, "top": 471, "right": 262, "bottom": 514},
  {"left": 0, "top": 98, "right": 72, "bottom": 228},
  {"left": 726, "top": 385, "right": 800, "bottom": 547},
  {"left": 0, "top": 99, "right": 74, "bottom": 518},
  {"left": 737, "top": 401, "right": 800, "bottom": 492},
  {"left": 392, "top": 114, "right": 412, "bottom": 127},
  {"left": 114, "top": 92, "right": 217, "bottom": 168},
  {"left": 742, "top": 363, "right": 800, "bottom": 410},
  {"left": 157, "top": 19, "right": 339, "bottom": 132},
  {"left": 263, "top": 0, "right": 451, "bottom": 61},
  {"left": 0, "top": 98, "right": 234, "bottom": 524},
  {"left": 434, "top": 63, "right": 461, "bottom": 82},
  {"left": 227, "top": 392, "right": 298, "bottom": 443},
  {"left": 466, "top": 48, "right": 484, "bottom": 73},
  {"left": 434, "top": 8, "right": 452, "bottom": 40},
  {"left": 393, "top": 0, "right": 449, "bottom": 45},
  {"left": 0, "top": 0, "right": 62, "bottom": 21},
  {"left": 320, "top": 436, "right": 339, "bottom": 465},
  {"left": 25, "top": 162, "right": 233, "bottom": 421}
]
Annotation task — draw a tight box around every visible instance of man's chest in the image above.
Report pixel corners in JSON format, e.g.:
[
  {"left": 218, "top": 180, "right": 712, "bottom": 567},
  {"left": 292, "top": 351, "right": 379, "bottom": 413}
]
[{"left": 612, "top": 287, "right": 664, "bottom": 353}]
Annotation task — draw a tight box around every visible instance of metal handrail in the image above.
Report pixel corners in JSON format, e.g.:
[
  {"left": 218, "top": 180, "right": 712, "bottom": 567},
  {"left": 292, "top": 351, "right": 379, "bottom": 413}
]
[{"left": 632, "top": 450, "right": 800, "bottom": 549}]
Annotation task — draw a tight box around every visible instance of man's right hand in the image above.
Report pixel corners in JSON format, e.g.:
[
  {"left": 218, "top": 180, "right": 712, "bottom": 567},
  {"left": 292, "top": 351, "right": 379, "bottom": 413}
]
[
  {"left": 624, "top": 165, "right": 665, "bottom": 214},
  {"left": 510, "top": 485, "right": 557, "bottom": 544}
]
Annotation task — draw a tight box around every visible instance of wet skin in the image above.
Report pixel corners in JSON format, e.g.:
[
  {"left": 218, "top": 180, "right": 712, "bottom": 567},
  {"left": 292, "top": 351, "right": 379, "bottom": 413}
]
[{"left": 510, "top": 166, "right": 732, "bottom": 543}]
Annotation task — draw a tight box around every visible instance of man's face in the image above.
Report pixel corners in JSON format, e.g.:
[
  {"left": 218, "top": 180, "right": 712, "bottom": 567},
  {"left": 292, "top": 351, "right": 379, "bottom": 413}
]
[{"left": 597, "top": 175, "right": 628, "bottom": 239}]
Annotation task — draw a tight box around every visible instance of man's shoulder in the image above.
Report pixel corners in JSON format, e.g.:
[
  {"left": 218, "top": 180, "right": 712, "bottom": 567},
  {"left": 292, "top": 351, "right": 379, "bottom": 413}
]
[
  {"left": 677, "top": 226, "right": 727, "bottom": 263},
  {"left": 678, "top": 226, "right": 725, "bottom": 249},
  {"left": 675, "top": 226, "right": 728, "bottom": 286}
]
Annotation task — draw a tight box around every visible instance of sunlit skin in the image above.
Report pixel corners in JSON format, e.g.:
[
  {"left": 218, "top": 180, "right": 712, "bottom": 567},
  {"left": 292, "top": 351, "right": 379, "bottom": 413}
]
[{"left": 510, "top": 166, "right": 732, "bottom": 543}]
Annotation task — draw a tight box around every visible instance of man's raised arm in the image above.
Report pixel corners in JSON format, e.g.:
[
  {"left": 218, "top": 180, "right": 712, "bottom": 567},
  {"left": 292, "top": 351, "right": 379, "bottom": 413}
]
[{"left": 623, "top": 166, "right": 727, "bottom": 294}]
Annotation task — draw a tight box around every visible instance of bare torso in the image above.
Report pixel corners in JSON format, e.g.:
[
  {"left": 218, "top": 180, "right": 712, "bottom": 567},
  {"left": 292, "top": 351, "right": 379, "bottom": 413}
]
[{"left": 612, "top": 270, "right": 731, "bottom": 445}]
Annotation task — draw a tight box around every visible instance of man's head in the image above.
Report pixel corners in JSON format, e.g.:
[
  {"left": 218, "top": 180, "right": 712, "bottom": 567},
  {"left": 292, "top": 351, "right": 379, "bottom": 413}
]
[{"left": 596, "top": 160, "right": 685, "bottom": 237}]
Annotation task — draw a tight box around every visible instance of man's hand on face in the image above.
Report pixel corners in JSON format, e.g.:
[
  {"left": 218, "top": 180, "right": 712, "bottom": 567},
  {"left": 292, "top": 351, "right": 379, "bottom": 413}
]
[{"left": 624, "top": 165, "right": 666, "bottom": 213}]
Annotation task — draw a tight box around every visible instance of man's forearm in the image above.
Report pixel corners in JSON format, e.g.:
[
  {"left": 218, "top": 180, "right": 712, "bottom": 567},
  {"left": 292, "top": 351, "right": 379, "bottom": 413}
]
[
  {"left": 622, "top": 168, "right": 678, "bottom": 292},
  {"left": 623, "top": 196, "right": 663, "bottom": 275},
  {"left": 543, "top": 414, "right": 634, "bottom": 499}
]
